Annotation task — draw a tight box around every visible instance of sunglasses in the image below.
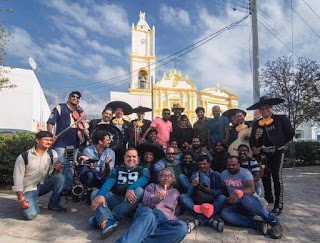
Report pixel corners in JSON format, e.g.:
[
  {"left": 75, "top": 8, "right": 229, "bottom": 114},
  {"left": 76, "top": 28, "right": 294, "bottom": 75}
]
[
  {"left": 71, "top": 95, "right": 80, "bottom": 99},
  {"left": 167, "top": 153, "right": 176, "bottom": 155},
  {"left": 163, "top": 113, "right": 170, "bottom": 115}
]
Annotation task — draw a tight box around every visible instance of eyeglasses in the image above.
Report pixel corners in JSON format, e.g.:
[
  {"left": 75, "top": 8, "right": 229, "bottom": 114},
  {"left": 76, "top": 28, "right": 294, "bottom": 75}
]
[
  {"left": 163, "top": 113, "right": 170, "bottom": 115},
  {"left": 71, "top": 95, "right": 80, "bottom": 99},
  {"left": 167, "top": 153, "right": 176, "bottom": 156}
]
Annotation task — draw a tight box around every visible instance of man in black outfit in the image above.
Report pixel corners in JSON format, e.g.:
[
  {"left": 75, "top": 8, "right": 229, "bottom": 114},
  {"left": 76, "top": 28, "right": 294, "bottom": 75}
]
[{"left": 248, "top": 96, "right": 294, "bottom": 215}]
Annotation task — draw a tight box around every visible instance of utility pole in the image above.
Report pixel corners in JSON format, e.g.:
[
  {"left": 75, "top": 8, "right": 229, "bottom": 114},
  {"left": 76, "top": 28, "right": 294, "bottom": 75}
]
[
  {"left": 151, "top": 76, "right": 154, "bottom": 120},
  {"left": 250, "top": 0, "right": 260, "bottom": 104}
]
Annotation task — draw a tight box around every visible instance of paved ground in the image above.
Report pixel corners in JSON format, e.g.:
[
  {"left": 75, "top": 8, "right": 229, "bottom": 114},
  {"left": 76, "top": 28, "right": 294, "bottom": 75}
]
[{"left": 0, "top": 166, "right": 319, "bottom": 243}]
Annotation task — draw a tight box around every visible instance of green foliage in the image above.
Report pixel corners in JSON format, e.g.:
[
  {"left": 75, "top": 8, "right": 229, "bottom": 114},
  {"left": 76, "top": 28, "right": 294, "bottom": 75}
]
[
  {"left": 0, "top": 132, "right": 35, "bottom": 185},
  {"left": 284, "top": 141, "right": 320, "bottom": 167}
]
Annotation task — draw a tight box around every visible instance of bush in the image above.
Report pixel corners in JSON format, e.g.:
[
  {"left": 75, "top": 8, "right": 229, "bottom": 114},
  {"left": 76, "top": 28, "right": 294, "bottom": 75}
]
[
  {"left": 0, "top": 132, "right": 35, "bottom": 185},
  {"left": 284, "top": 141, "right": 320, "bottom": 167}
]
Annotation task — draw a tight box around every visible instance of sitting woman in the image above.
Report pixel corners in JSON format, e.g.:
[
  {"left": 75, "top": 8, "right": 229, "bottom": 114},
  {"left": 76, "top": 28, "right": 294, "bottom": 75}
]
[
  {"left": 211, "top": 140, "right": 230, "bottom": 173},
  {"left": 170, "top": 115, "right": 194, "bottom": 151}
]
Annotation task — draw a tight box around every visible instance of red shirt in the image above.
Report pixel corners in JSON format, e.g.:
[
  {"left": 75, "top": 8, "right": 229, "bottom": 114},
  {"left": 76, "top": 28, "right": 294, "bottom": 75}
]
[{"left": 150, "top": 118, "right": 172, "bottom": 149}]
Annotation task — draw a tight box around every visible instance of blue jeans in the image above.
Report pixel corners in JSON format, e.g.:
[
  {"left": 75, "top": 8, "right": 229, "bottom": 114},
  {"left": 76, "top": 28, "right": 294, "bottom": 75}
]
[
  {"left": 220, "top": 195, "right": 279, "bottom": 228},
  {"left": 115, "top": 207, "right": 187, "bottom": 243},
  {"left": 178, "top": 174, "right": 194, "bottom": 196},
  {"left": 255, "top": 180, "right": 263, "bottom": 197},
  {"left": 54, "top": 147, "right": 78, "bottom": 189},
  {"left": 79, "top": 169, "right": 107, "bottom": 188},
  {"left": 91, "top": 187, "right": 144, "bottom": 225},
  {"left": 179, "top": 194, "right": 227, "bottom": 225},
  {"left": 21, "top": 173, "right": 65, "bottom": 220}
]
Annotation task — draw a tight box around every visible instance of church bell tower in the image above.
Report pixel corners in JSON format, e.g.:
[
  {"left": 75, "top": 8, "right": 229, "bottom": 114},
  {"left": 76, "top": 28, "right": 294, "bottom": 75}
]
[{"left": 129, "top": 12, "right": 156, "bottom": 93}]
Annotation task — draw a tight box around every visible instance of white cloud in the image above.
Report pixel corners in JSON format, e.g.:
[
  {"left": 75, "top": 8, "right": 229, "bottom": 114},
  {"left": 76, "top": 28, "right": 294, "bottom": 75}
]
[
  {"left": 82, "top": 54, "right": 105, "bottom": 68},
  {"left": 45, "top": 0, "right": 130, "bottom": 38},
  {"left": 95, "top": 65, "right": 127, "bottom": 83},
  {"left": 160, "top": 4, "right": 191, "bottom": 27},
  {"left": 86, "top": 40, "right": 122, "bottom": 57}
]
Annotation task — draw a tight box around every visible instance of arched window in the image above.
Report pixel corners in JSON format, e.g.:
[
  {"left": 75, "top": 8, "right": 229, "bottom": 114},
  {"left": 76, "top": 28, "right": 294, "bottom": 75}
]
[{"left": 138, "top": 70, "right": 148, "bottom": 89}]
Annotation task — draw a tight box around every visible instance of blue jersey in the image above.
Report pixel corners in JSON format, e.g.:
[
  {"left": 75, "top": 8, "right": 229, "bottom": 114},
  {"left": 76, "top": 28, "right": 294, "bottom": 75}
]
[
  {"left": 47, "top": 103, "right": 79, "bottom": 148},
  {"left": 98, "top": 164, "right": 150, "bottom": 196}
]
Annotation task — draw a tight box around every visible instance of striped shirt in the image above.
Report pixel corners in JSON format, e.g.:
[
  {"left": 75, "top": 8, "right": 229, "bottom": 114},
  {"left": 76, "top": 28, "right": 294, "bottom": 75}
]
[{"left": 241, "top": 158, "right": 260, "bottom": 174}]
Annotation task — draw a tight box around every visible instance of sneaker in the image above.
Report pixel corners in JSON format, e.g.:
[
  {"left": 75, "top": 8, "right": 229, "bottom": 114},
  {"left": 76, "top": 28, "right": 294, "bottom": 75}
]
[
  {"left": 88, "top": 217, "right": 99, "bottom": 229},
  {"left": 102, "top": 219, "right": 118, "bottom": 238},
  {"left": 48, "top": 205, "right": 67, "bottom": 213},
  {"left": 254, "top": 219, "right": 268, "bottom": 235},
  {"left": 268, "top": 221, "right": 283, "bottom": 239},
  {"left": 211, "top": 219, "right": 224, "bottom": 232},
  {"left": 186, "top": 218, "right": 200, "bottom": 234},
  {"left": 271, "top": 207, "right": 282, "bottom": 216}
]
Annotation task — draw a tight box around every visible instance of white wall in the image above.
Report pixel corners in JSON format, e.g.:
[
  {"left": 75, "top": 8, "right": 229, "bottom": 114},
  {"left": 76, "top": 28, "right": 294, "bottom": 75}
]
[{"left": 0, "top": 66, "right": 51, "bottom": 132}]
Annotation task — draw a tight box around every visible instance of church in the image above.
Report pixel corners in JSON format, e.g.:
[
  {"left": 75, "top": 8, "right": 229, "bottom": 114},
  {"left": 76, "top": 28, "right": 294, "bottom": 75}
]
[{"left": 110, "top": 12, "right": 239, "bottom": 124}]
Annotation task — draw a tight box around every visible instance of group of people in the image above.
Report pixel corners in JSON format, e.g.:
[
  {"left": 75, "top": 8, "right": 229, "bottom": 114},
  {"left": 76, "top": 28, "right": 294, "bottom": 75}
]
[{"left": 12, "top": 91, "right": 294, "bottom": 242}]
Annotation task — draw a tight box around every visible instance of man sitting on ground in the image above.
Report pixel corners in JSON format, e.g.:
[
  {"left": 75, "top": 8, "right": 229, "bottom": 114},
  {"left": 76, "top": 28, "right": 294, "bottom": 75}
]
[
  {"left": 89, "top": 148, "right": 150, "bottom": 238},
  {"left": 12, "top": 131, "right": 66, "bottom": 220},
  {"left": 179, "top": 156, "right": 226, "bottom": 233},
  {"left": 115, "top": 168, "right": 188, "bottom": 243},
  {"left": 220, "top": 156, "right": 283, "bottom": 239}
]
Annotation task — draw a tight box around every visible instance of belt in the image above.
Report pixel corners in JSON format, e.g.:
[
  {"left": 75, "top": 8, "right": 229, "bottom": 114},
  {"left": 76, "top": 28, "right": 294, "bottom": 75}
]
[{"left": 261, "top": 146, "right": 284, "bottom": 153}]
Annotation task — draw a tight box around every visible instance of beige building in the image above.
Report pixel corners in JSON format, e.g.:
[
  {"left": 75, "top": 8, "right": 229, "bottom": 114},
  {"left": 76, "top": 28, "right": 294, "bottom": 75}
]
[{"left": 110, "top": 12, "right": 239, "bottom": 123}]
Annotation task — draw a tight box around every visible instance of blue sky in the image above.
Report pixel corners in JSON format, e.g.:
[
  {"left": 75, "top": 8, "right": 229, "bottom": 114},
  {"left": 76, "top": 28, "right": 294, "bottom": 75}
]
[{"left": 2, "top": 0, "right": 320, "bottom": 117}]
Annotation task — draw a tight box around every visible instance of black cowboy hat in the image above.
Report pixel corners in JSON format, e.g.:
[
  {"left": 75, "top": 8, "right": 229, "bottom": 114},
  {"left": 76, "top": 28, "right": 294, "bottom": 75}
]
[
  {"left": 246, "top": 96, "right": 285, "bottom": 110},
  {"left": 91, "top": 124, "right": 123, "bottom": 150},
  {"left": 133, "top": 106, "right": 152, "bottom": 113},
  {"left": 222, "top": 109, "right": 247, "bottom": 121},
  {"left": 105, "top": 101, "right": 133, "bottom": 115},
  {"left": 137, "top": 143, "right": 165, "bottom": 160}
]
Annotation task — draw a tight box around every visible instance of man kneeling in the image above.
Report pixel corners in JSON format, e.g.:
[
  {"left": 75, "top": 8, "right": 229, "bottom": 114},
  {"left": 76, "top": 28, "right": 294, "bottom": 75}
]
[
  {"left": 89, "top": 148, "right": 150, "bottom": 238},
  {"left": 116, "top": 168, "right": 188, "bottom": 243},
  {"left": 12, "top": 131, "right": 66, "bottom": 220},
  {"left": 220, "top": 156, "right": 282, "bottom": 239}
]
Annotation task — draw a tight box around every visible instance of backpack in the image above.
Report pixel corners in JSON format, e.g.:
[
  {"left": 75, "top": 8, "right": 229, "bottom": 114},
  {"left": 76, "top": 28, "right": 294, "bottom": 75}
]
[{"left": 21, "top": 149, "right": 54, "bottom": 166}]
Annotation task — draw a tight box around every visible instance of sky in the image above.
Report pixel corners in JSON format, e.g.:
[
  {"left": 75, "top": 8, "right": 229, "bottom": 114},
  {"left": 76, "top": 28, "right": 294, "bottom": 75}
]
[{"left": 2, "top": 0, "right": 320, "bottom": 117}]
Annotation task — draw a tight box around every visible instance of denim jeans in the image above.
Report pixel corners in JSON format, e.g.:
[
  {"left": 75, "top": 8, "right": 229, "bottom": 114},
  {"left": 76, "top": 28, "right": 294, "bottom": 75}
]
[
  {"left": 255, "top": 180, "right": 263, "bottom": 197},
  {"left": 54, "top": 147, "right": 78, "bottom": 189},
  {"left": 21, "top": 173, "right": 65, "bottom": 220},
  {"left": 179, "top": 194, "right": 227, "bottom": 225},
  {"left": 91, "top": 187, "right": 144, "bottom": 225},
  {"left": 115, "top": 207, "right": 188, "bottom": 243},
  {"left": 79, "top": 169, "right": 107, "bottom": 188},
  {"left": 220, "top": 194, "right": 279, "bottom": 228},
  {"left": 178, "top": 174, "right": 194, "bottom": 196}
]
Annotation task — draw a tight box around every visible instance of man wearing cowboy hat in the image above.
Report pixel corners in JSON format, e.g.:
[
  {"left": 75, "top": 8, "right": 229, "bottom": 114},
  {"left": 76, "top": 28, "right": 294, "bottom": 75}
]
[
  {"left": 131, "top": 106, "right": 152, "bottom": 146},
  {"left": 170, "top": 103, "right": 186, "bottom": 134},
  {"left": 105, "top": 101, "right": 133, "bottom": 166},
  {"left": 248, "top": 96, "right": 294, "bottom": 216}
]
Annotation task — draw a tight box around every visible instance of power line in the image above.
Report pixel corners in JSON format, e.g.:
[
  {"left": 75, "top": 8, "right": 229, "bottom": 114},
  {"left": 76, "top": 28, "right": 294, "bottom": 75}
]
[
  {"left": 257, "top": 6, "right": 318, "bottom": 60},
  {"left": 302, "top": 0, "right": 320, "bottom": 21},
  {"left": 284, "top": 0, "right": 320, "bottom": 39},
  {"left": 257, "top": 18, "right": 299, "bottom": 57},
  {"left": 83, "top": 14, "right": 251, "bottom": 94},
  {"left": 202, "top": 0, "right": 248, "bottom": 13}
]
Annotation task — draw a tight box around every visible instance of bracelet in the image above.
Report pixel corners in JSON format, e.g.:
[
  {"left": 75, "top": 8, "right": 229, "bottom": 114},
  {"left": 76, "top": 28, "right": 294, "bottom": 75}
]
[{"left": 234, "top": 189, "right": 244, "bottom": 199}]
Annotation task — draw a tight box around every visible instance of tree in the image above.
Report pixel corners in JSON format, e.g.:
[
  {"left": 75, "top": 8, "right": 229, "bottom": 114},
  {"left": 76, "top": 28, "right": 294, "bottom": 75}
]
[
  {"left": 261, "top": 56, "right": 320, "bottom": 130},
  {"left": 0, "top": 1, "right": 16, "bottom": 91}
]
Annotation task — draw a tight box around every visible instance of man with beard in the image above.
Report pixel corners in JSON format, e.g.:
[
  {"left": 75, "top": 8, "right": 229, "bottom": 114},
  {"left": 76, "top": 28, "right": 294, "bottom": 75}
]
[
  {"left": 207, "top": 106, "right": 229, "bottom": 150},
  {"left": 248, "top": 96, "right": 294, "bottom": 215},
  {"left": 178, "top": 151, "right": 198, "bottom": 196},
  {"left": 179, "top": 156, "right": 226, "bottom": 233},
  {"left": 142, "top": 109, "right": 172, "bottom": 149},
  {"left": 169, "top": 104, "right": 185, "bottom": 134},
  {"left": 47, "top": 91, "right": 84, "bottom": 189},
  {"left": 115, "top": 168, "right": 187, "bottom": 243},
  {"left": 190, "top": 137, "right": 212, "bottom": 162},
  {"left": 193, "top": 107, "right": 209, "bottom": 147},
  {"left": 228, "top": 109, "right": 251, "bottom": 145},
  {"left": 211, "top": 140, "right": 230, "bottom": 173},
  {"left": 154, "top": 147, "right": 182, "bottom": 186},
  {"left": 220, "top": 156, "right": 282, "bottom": 239}
]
